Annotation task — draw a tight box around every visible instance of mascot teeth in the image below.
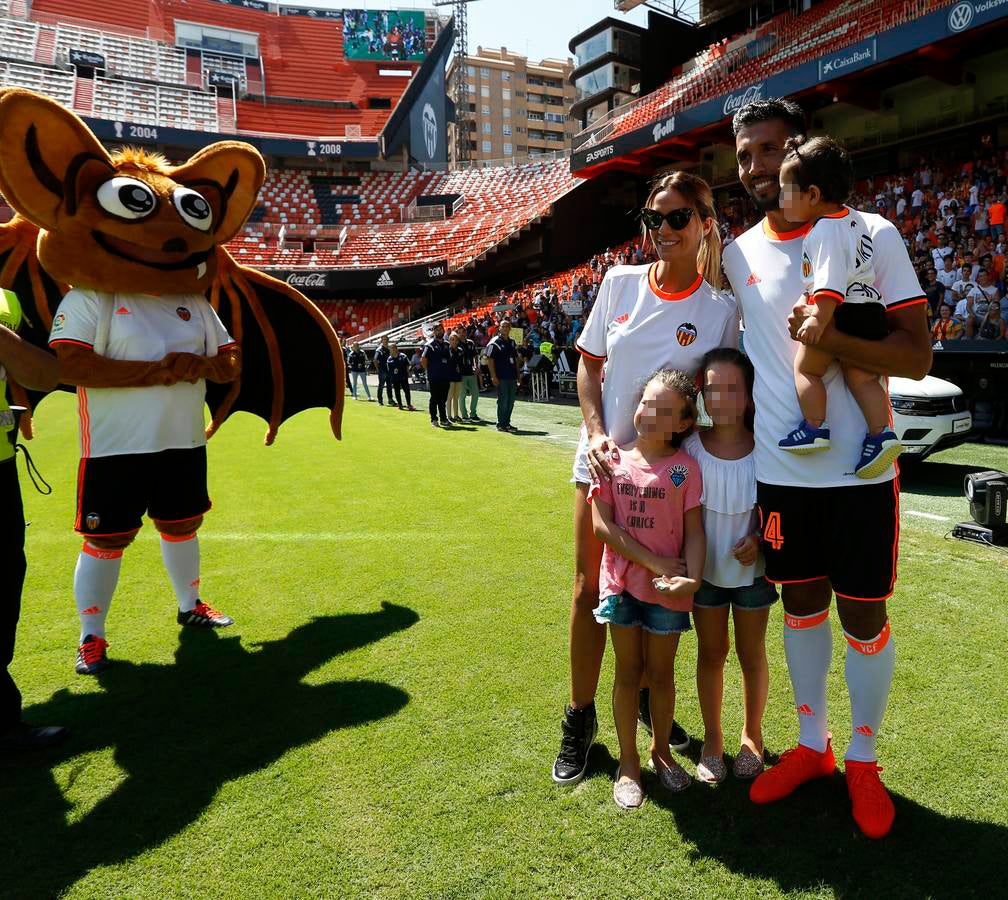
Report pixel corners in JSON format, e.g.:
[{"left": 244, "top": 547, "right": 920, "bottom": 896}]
[{"left": 197, "top": 262, "right": 207, "bottom": 279}]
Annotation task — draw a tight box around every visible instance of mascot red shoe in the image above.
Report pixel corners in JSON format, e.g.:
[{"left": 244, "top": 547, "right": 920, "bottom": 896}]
[{"left": 0, "top": 88, "right": 345, "bottom": 674}]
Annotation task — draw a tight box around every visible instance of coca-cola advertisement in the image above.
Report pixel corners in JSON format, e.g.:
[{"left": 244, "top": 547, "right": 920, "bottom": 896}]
[{"left": 271, "top": 260, "right": 449, "bottom": 292}]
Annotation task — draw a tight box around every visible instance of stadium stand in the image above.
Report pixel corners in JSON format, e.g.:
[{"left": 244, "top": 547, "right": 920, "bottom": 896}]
[
  {"left": 91, "top": 76, "right": 219, "bottom": 131},
  {"left": 317, "top": 299, "right": 419, "bottom": 337},
  {"left": 226, "top": 159, "right": 578, "bottom": 271},
  {"left": 0, "top": 16, "right": 40, "bottom": 63},
  {"left": 8, "top": 0, "right": 425, "bottom": 140},
  {"left": 578, "top": 0, "right": 957, "bottom": 149},
  {"left": 0, "top": 59, "right": 74, "bottom": 106}
]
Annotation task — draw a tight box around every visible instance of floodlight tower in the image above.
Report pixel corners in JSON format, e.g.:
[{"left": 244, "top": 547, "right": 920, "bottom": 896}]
[{"left": 433, "top": 0, "right": 482, "bottom": 164}]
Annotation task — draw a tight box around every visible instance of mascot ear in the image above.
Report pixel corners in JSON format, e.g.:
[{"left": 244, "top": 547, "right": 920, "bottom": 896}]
[
  {"left": 0, "top": 87, "right": 114, "bottom": 231},
  {"left": 171, "top": 141, "right": 266, "bottom": 243}
]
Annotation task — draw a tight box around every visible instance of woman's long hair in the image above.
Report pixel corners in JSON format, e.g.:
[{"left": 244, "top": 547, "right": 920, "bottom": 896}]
[{"left": 641, "top": 171, "right": 722, "bottom": 289}]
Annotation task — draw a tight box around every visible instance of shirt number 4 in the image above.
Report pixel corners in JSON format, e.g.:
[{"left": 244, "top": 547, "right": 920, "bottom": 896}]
[{"left": 763, "top": 511, "right": 784, "bottom": 551}]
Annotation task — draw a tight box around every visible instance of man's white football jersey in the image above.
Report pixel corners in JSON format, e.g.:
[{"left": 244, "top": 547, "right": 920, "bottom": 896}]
[{"left": 723, "top": 215, "right": 924, "bottom": 488}]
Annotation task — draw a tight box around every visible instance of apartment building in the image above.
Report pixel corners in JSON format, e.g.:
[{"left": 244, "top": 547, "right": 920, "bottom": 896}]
[{"left": 446, "top": 46, "right": 578, "bottom": 164}]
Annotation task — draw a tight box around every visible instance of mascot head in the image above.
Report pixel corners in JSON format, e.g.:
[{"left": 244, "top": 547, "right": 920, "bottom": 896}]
[{"left": 0, "top": 88, "right": 265, "bottom": 294}]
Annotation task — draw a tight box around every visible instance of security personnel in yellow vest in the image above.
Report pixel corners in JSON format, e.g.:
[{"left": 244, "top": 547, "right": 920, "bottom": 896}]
[{"left": 0, "top": 288, "right": 66, "bottom": 752}]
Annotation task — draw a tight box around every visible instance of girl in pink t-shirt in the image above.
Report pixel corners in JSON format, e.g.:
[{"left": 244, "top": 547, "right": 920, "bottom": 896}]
[{"left": 589, "top": 369, "right": 706, "bottom": 809}]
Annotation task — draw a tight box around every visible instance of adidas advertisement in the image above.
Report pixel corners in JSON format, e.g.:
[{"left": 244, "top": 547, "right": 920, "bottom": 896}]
[{"left": 271, "top": 260, "right": 449, "bottom": 292}]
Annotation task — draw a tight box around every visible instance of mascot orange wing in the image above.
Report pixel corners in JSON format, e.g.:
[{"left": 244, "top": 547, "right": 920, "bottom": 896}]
[{"left": 0, "top": 87, "right": 344, "bottom": 443}]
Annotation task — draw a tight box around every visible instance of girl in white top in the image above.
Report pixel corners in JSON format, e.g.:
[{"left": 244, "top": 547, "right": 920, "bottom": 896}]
[
  {"left": 683, "top": 348, "right": 778, "bottom": 785},
  {"left": 552, "top": 170, "right": 740, "bottom": 787}
]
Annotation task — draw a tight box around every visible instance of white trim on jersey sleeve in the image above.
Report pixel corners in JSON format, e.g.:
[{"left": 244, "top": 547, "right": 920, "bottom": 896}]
[
  {"left": 867, "top": 215, "right": 926, "bottom": 310},
  {"left": 49, "top": 289, "right": 99, "bottom": 347},
  {"left": 575, "top": 269, "right": 613, "bottom": 359},
  {"left": 805, "top": 219, "right": 849, "bottom": 304}
]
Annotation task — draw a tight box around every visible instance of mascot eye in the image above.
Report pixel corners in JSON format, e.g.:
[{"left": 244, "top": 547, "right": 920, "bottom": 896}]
[
  {"left": 96, "top": 177, "right": 157, "bottom": 220},
  {"left": 173, "top": 188, "right": 213, "bottom": 232}
]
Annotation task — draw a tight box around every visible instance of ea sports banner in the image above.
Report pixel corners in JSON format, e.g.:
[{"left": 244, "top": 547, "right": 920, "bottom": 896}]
[
  {"left": 572, "top": 0, "right": 1008, "bottom": 172},
  {"left": 270, "top": 261, "right": 450, "bottom": 293},
  {"left": 342, "top": 9, "right": 427, "bottom": 61}
]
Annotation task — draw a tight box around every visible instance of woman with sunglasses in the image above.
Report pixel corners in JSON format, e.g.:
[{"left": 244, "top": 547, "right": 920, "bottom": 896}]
[{"left": 552, "top": 171, "right": 740, "bottom": 786}]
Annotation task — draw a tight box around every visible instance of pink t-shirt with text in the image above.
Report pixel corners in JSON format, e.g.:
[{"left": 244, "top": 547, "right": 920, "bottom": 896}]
[{"left": 588, "top": 449, "right": 702, "bottom": 612}]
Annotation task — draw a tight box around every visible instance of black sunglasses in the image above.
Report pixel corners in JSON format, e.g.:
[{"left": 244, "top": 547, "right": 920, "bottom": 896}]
[{"left": 641, "top": 207, "right": 694, "bottom": 231}]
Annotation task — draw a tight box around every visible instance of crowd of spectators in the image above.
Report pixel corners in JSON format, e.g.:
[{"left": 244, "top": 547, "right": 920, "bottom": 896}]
[
  {"left": 721, "top": 144, "right": 1008, "bottom": 343},
  {"left": 432, "top": 241, "right": 657, "bottom": 395}
]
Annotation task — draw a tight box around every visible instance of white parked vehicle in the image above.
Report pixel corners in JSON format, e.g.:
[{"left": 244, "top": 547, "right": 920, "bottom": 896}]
[{"left": 889, "top": 375, "right": 972, "bottom": 462}]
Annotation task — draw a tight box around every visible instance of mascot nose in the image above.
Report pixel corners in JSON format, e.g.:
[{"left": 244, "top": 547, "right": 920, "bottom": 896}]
[{"left": 162, "top": 238, "right": 188, "bottom": 253}]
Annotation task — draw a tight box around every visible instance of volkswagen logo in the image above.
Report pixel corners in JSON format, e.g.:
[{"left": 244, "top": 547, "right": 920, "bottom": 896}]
[{"left": 948, "top": 2, "right": 974, "bottom": 32}]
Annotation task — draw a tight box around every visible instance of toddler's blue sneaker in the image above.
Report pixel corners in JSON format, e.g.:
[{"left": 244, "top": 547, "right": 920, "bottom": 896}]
[
  {"left": 779, "top": 420, "right": 831, "bottom": 454},
  {"left": 854, "top": 429, "right": 903, "bottom": 479}
]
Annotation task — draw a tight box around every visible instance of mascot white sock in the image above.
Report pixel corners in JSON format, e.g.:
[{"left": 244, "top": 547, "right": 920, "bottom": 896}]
[
  {"left": 74, "top": 544, "right": 122, "bottom": 640},
  {"left": 160, "top": 534, "right": 200, "bottom": 613}
]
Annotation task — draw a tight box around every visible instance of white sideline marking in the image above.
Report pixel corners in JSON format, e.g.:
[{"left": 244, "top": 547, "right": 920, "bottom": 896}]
[
  {"left": 904, "top": 510, "right": 949, "bottom": 522},
  {"left": 29, "top": 531, "right": 423, "bottom": 543}
]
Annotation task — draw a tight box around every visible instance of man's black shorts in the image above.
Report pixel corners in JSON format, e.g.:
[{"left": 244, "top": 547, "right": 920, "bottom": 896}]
[
  {"left": 756, "top": 478, "right": 899, "bottom": 601},
  {"left": 75, "top": 447, "right": 211, "bottom": 536}
]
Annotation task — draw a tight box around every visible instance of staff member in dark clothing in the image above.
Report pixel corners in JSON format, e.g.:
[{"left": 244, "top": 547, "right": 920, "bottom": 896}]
[
  {"left": 486, "top": 319, "right": 519, "bottom": 432},
  {"left": 457, "top": 329, "right": 481, "bottom": 423},
  {"left": 347, "top": 342, "right": 372, "bottom": 401},
  {"left": 421, "top": 323, "right": 452, "bottom": 427},
  {"left": 447, "top": 332, "right": 465, "bottom": 423},
  {"left": 372, "top": 335, "right": 395, "bottom": 407},
  {"left": 387, "top": 341, "right": 415, "bottom": 410},
  {"left": 0, "top": 287, "right": 67, "bottom": 751}
]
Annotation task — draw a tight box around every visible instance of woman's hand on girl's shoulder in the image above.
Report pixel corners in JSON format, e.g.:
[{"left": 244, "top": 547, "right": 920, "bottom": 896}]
[{"left": 586, "top": 431, "right": 618, "bottom": 481}]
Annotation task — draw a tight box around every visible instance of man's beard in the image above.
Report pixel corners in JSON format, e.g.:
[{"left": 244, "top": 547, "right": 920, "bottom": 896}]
[{"left": 744, "top": 182, "right": 780, "bottom": 213}]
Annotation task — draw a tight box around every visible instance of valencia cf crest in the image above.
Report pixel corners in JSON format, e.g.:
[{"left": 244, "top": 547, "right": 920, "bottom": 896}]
[
  {"left": 176, "top": 306, "right": 192, "bottom": 321},
  {"left": 669, "top": 464, "right": 689, "bottom": 487},
  {"left": 802, "top": 253, "right": 812, "bottom": 279},
  {"left": 676, "top": 322, "right": 697, "bottom": 346},
  {"left": 85, "top": 513, "right": 100, "bottom": 530}
]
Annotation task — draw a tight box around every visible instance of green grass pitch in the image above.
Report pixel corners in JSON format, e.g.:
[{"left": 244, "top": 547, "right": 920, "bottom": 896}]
[{"left": 1, "top": 390, "right": 1006, "bottom": 899}]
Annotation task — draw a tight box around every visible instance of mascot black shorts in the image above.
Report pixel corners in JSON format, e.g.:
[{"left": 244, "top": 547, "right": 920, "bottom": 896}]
[
  {"left": 756, "top": 478, "right": 900, "bottom": 602},
  {"left": 75, "top": 447, "right": 211, "bottom": 536}
]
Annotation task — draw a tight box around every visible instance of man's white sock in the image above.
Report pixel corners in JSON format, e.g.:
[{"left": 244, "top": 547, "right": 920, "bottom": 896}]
[
  {"left": 783, "top": 609, "right": 833, "bottom": 753},
  {"left": 844, "top": 621, "right": 895, "bottom": 763}
]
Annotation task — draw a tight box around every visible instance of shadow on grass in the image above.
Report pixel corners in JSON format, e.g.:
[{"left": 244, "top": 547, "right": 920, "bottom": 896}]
[
  {"left": 644, "top": 754, "right": 1006, "bottom": 896},
  {"left": 0, "top": 601, "right": 418, "bottom": 898},
  {"left": 899, "top": 460, "right": 992, "bottom": 499}
]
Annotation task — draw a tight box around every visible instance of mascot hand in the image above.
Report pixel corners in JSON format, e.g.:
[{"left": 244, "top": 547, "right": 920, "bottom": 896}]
[{"left": 161, "top": 351, "right": 206, "bottom": 384}]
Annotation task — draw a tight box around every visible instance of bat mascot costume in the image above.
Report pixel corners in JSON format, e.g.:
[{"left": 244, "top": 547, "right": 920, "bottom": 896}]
[{"left": 0, "top": 88, "right": 345, "bottom": 675}]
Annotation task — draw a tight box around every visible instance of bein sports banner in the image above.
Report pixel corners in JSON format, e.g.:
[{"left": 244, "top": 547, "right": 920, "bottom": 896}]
[{"left": 341, "top": 9, "right": 427, "bottom": 61}]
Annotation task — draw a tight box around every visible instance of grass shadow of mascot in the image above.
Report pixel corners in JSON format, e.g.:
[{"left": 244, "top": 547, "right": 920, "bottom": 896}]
[{"left": 0, "top": 88, "right": 346, "bottom": 673}]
